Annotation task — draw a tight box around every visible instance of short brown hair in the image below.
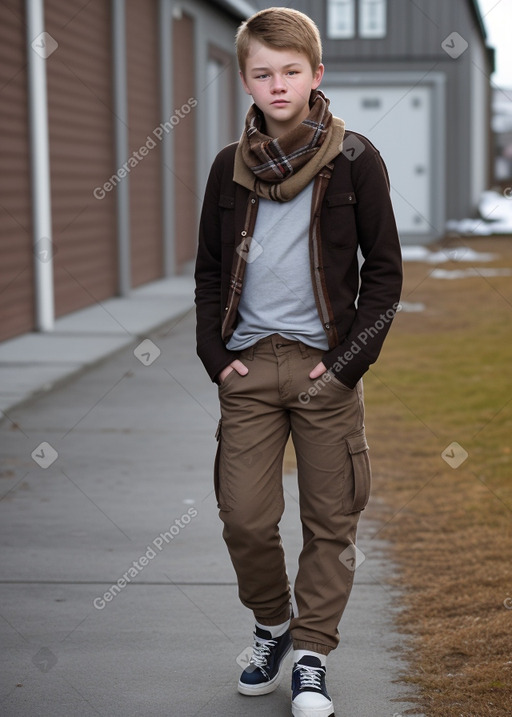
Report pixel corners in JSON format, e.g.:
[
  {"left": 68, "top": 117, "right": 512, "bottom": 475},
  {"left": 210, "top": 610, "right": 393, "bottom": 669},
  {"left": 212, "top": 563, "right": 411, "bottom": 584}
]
[{"left": 236, "top": 7, "right": 322, "bottom": 75}]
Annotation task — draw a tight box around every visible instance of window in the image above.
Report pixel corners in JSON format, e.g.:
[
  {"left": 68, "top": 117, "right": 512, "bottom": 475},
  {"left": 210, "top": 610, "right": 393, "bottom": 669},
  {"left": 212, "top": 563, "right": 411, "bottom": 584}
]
[
  {"left": 359, "top": 0, "right": 386, "bottom": 38},
  {"left": 327, "top": 0, "right": 387, "bottom": 39},
  {"left": 361, "top": 97, "right": 382, "bottom": 109},
  {"left": 327, "top": 0, "right": 355, "bottom": 39}
]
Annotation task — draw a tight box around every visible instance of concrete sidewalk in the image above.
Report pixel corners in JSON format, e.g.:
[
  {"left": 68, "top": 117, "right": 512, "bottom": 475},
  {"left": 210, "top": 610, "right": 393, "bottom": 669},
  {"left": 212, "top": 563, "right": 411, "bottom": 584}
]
[
  {"left": 0, "top": 276, "right": 195, "bottom": 416},
  {"left": 0, "top": 289, "right": 423, "bottom": 716}
]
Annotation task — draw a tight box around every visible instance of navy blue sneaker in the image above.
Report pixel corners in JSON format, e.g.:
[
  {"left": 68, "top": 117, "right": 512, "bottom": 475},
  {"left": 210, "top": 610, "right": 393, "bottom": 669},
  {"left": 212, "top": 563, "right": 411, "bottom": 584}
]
[
  {"left": 238, "top": 625, "right": 293, "bottom": 696},
  {"left": 291, "top": 655, "right": 334, "bottom": 717}
]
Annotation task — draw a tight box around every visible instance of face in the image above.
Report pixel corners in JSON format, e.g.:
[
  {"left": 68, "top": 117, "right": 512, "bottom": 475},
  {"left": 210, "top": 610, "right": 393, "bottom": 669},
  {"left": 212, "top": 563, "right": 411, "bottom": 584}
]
[{"left": 240, "top": 39, "right": 324, "bottom": 138}]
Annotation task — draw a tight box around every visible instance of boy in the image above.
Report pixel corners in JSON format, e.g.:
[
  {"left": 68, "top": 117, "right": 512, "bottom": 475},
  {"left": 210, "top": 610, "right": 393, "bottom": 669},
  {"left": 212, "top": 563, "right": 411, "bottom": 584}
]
[{"left": 194, "top": 7, "right": 402, "bottom": 717}]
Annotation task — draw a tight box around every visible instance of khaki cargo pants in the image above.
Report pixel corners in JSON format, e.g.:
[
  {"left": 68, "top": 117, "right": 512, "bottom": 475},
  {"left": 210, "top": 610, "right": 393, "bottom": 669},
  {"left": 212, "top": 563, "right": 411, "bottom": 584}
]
[{"left": 215, "top": 334, "right": 371, "bottom": 655}]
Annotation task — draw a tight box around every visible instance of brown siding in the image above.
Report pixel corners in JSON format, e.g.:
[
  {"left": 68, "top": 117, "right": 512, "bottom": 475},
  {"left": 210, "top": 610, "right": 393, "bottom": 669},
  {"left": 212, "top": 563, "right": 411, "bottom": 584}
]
[
  {"left": 45, "top": 0, "right": 117, "bottom": 317},
  {"left": 0, "top": 1, "right": 35, "bottom": 341},
  {"left": 172, "top": 12, "right": 197, "bottom": 272},
  {"left": 126, "top": 0, "right": 163, "bottom": 287}
]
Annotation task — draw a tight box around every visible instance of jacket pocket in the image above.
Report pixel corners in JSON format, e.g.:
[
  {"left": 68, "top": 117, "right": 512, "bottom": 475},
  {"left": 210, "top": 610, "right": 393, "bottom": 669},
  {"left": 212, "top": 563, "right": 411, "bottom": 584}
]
[
  {"left": 219, "top": 194, "right": 235, "bottom": 245},
  {"left": 325, "top": 193, "right": 358, "bottom": 250},
  {"left": 342, "top": 427, "right": 371, "bottom": 514},
  {"left": 326, "top": 192, "right": 357, "bottom": 208}
]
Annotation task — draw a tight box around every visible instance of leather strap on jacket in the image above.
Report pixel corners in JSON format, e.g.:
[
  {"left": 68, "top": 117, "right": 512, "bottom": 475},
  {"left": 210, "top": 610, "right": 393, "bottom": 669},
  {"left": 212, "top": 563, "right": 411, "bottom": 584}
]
[
  {"left": 309, "top": 162, "right": 339, "bottom": 349},
  {"left": 221, "top": 191, "right": 259, "bottom": 341}
]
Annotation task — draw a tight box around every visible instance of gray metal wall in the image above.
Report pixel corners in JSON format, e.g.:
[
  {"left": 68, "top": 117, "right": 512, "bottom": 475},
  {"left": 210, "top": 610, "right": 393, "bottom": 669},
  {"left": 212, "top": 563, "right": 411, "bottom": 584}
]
[{"left": 249, "top": 0, "right": 493, "bottom": 231}]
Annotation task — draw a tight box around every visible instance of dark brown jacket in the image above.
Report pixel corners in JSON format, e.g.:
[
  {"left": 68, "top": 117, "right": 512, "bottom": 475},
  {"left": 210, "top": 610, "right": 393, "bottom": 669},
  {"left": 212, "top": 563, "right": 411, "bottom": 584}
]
[{"left": 194, "top": 131, "right": 402, "bottom": 389}]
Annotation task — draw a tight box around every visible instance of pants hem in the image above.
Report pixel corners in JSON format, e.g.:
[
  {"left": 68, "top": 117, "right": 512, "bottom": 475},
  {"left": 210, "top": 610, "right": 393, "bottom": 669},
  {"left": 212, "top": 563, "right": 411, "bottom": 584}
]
[
  {"left": 254, "top": 606, "right": 292, "bottom": 626},
  {"left": 292, "top": 639, "right": 333, "bottom": 656}
]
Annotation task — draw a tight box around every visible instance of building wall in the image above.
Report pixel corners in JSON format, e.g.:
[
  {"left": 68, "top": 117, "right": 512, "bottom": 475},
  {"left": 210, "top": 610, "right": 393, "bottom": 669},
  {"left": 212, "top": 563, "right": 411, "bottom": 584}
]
[
  {"left": 0, "top": 1, "right": 35, "bottom": 341},
  {"left": 318, "top": 0, "right": 492, "bottom": 226},
  {"left": 172, "top": 9, "right": 198, "bottom": 271},
  {"left": 166, "top": 0, "right": 244, "bottom": 272},
  {"left": 251, "top": 0, "right": 493, "bottom": 232},
  {"left": 0, "top": 0, "right": 492, "bottom": 344},
  {"left": 469, "top": 17, "right": 492, "bottom": 208},
  {"left": 286, "top": 0, "right": 487, "bottom": 65},
  {"left": 126, "top": 0, "right": 163, "bottom": 286},
  {"left": 45, "top": 0, "right": 118, "bottom": 318},
  {"left": 0, "top": 0, "right": 248, "bottom": 342},
  {"left": 177, "top": 0, "right": 246, "bottom": 198}
]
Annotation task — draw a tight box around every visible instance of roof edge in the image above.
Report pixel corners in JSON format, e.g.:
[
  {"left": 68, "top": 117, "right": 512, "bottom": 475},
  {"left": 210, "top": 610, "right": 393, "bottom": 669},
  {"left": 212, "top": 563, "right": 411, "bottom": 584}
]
[
  {"left": 469, "top": 0, "right": 496, "bottom": 73},
  {"left": 210, "top": 0, "right": 257, "bottom": 21},
  {"left": 470, "top": 0, "right": 488, "bottom": 42}
]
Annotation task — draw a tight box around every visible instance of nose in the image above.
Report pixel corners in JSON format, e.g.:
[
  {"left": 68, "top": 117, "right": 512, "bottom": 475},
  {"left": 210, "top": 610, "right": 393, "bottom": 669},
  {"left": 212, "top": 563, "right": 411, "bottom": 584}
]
[{"left": 270, "top": 74, "right": 287, "bottom": 93}]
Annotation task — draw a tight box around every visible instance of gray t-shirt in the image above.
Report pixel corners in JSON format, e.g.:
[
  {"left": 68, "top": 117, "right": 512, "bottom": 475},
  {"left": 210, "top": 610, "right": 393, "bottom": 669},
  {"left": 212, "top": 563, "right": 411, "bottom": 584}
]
[{"left": 227, "top": 181, "right": 328, "bottom": 351}]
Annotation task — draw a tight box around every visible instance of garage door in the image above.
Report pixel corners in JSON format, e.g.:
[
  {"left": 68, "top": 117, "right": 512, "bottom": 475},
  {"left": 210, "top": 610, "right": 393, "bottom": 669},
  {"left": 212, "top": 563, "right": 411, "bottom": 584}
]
[
  {"left": 127, "top": 0, "right": 163, "bottom": 287},
  {"left": 327, "top": 84, "right": 432, "bottom": 237},
  {"left": 45, "top": 0, "right": 117, "bottom": 317},
  {"left": 172, "top": 10, "right": 197, "bottom": 272}
]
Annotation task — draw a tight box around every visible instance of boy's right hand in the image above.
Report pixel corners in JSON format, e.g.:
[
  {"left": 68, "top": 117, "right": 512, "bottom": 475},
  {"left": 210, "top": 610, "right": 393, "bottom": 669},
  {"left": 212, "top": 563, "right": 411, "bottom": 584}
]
[{"left": 219, "top": 359, "right": 249, "bottom": 384}]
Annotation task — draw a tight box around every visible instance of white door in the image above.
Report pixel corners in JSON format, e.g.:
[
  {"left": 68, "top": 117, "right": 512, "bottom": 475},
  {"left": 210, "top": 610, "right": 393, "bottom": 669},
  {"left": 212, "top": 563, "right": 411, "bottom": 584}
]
[{"left": 326, "top": 84, "right": 432, "bottom": 236}]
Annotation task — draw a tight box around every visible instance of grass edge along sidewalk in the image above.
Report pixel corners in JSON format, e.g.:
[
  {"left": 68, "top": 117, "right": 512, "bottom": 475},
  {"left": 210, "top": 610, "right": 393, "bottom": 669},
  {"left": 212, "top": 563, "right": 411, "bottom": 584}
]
[
  {"left": 286, "top": 236, "right": 512, "bottom": 716},
  {"left": 366, "top": 237, "right": 512, "bottom": 717}
]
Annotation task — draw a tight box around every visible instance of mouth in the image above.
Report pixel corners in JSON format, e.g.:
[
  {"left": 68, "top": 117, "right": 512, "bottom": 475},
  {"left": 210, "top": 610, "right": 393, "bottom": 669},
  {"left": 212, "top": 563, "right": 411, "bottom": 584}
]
[{"left": 271, "top": 100, "right": 290, "bottom": 106}]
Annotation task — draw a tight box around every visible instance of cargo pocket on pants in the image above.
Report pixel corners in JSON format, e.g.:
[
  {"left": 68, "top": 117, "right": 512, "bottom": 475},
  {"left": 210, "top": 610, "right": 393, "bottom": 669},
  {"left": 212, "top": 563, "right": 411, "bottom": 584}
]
[
  {"left": 213, "top": 419, "right": 233, "bottom": 511},
  {"left": 342, "top": 427, "right": 372, "bottom": 514},
  {"left": 213, "top": 419, "right": 222, "bottom": 509}
]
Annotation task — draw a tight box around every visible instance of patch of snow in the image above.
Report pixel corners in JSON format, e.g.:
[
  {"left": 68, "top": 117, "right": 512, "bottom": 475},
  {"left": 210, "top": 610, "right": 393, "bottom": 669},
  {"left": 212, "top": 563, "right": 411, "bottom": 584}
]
[
  {"left": 400, "top": 246, "right": 431, "bottom": 262},
  {"left": 399, "top": 301, "right": 426, "bottom": 312},
  {"left": 479, "top": 190, "right": 512, "bottom": 223},
  {"left": 446, "top": 189, "right": 512, "bottom": 235},
  {"left": 429, "top": 247, "right": 497, "bottom": 263},
  {"left": 401, "top": 246, "right": 498, "bottom": 263},
  {"left": 430, "top": 268, "right": 512, "bottom": 280},
  {"left": 445, "top": 219, "right": 494, "bottom": 236}
]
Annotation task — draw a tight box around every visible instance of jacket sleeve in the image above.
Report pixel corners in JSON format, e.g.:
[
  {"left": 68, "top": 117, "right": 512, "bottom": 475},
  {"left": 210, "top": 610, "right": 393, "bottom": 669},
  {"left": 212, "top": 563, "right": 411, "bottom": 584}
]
[
  {"left": 194, "top": 148, "right": 239, "bottom": 382},
  {"left": 322, "top": 144, "right": 403, "bottom": 388}
]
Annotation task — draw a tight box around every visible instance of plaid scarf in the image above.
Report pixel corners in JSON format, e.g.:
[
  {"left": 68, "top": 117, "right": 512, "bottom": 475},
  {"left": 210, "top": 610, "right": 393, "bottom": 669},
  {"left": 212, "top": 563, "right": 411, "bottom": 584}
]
[{"left": 234, "top": 89, "right": 345, "bottom": 201}]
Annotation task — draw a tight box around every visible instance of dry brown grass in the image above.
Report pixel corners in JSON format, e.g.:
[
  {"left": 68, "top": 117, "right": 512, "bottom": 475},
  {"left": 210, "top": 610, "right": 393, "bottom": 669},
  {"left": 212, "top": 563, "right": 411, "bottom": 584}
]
[{"left": 286, "top": 236, "right": 512, "bottom": 716}]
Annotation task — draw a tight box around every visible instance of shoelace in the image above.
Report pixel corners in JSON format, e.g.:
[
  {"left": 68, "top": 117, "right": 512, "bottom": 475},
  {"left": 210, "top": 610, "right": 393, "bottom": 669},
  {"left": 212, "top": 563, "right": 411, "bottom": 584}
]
[
  {"left": 250, "top": 635, "right": 277, "bottom": 668},
  {"left": 294, "top": 663, "right": 323, "bottom": 690}
]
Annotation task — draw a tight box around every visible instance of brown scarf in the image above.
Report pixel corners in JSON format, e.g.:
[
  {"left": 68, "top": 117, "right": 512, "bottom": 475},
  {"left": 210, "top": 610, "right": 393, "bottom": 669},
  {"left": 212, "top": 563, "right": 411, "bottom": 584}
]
[{"left": 234, "top": 89, "right": 345, "bottom": 202}]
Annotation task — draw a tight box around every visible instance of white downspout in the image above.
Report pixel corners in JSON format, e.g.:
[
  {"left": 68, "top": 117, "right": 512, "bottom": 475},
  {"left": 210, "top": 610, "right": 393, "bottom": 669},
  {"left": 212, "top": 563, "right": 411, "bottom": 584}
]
[
  {"left": 26, "top": 0, "right": 54, "bottom": 331},
  {"left": 159, "top": 0, "right": 175, "bottom": 276},
  {"left": 112, "top": 0, "right": 131, "bottom": 296}
]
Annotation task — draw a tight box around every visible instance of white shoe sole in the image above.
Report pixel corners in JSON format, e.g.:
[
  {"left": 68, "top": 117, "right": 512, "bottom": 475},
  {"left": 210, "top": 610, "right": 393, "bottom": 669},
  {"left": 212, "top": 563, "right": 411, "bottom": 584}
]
[
  {"left": 237, "top": 643, "right": 292, "bottom": 696},
  {"left": 291, "top": 700, "right": 335, "bottom": 717}
]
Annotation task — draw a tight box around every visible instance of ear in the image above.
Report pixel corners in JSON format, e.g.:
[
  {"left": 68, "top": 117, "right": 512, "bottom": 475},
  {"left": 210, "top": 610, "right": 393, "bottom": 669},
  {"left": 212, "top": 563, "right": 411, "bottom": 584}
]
[
  {"left": 311, "top": 63, "right": 325, "bottom": 90},
  {"left": 239, "top": 70, "right": 252, "bottom": 96}
]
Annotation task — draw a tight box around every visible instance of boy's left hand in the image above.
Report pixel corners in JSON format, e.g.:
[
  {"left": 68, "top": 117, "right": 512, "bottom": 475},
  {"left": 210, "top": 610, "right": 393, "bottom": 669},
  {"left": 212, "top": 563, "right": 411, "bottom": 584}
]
[{"left": 309, "top": 361, "right": 327, "bottom": 379}]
